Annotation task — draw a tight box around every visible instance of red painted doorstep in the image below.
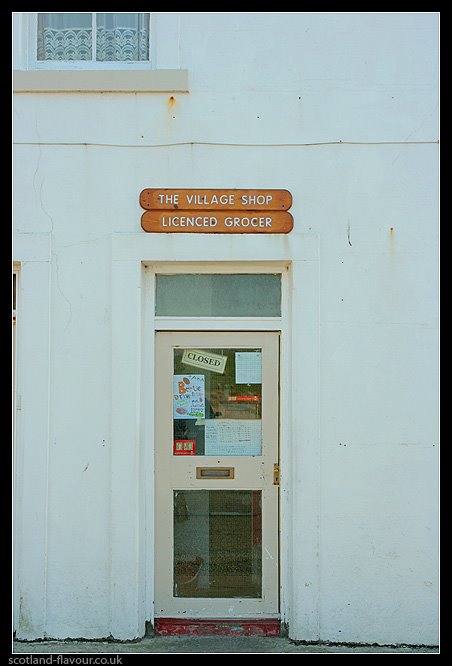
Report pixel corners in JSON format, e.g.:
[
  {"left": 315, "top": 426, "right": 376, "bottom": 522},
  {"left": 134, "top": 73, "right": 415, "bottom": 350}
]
[{"left": 154, "top": 618, "right": 281, "bottom": 637}]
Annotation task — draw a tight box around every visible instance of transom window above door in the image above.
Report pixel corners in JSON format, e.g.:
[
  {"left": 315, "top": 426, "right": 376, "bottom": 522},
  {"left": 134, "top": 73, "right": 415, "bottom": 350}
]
[{"left": 36, "top": 13, "right": 150, "bottom": 64}]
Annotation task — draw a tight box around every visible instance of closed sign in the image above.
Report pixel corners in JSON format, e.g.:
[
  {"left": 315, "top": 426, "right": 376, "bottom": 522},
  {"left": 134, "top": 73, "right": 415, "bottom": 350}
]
[{"left": 182, "top": 349, "right": 227, "bottom": 374}]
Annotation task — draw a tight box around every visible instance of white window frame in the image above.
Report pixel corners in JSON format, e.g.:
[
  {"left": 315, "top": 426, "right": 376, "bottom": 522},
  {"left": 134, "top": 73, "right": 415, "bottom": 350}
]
[{"left": 28, "top": 12, "right": 153, "bottom": 71}]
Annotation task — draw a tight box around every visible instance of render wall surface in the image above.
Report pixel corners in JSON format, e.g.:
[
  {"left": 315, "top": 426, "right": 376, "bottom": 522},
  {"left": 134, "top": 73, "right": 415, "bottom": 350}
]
[{"left": 13, "top": 12, "right": 439, "bottom": 644}]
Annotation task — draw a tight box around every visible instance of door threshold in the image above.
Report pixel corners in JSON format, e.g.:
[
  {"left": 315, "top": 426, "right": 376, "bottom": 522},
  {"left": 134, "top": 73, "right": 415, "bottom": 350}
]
[{"left": 154, "top": 618, "right": 281, "bottom": 637}]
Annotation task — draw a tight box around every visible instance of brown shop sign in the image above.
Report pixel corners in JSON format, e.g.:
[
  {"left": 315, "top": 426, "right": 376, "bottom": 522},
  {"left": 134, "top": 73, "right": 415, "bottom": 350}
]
[{"left": 139, "top": 189, "right": 294, "bottom": 234}]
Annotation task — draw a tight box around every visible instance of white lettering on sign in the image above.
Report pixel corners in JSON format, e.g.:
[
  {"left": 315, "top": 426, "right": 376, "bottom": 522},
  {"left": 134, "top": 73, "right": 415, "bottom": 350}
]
[
  {"left": 158, "top": 193, "right": 180, "bottom": 205},
  {"left": 224, "top": 216, "right": 272, "bottom": 228},
  {"left": 160, "top": 215, "right": 274, "bottom": 228},
  {"left": 141, "top": 209, "right": 293, "bottom": 234},
  {"left": 240, "top": 194, "right": 273, "bottom": 206},
  {"left": 181, "top": 349, "right": 227, "bottom": 374},
  {"left": 140, "top": 189, "right": 292, "bottom": 213},
  {"left": 186, "top": 193, "right": 235, "bottom": 206},
  {"left": 161, "top": 216, "right": 218, "bottom": 227}
]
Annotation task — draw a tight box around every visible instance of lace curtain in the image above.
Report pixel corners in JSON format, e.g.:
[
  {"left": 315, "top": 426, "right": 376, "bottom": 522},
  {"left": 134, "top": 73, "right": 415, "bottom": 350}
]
[{"left": 37, "top": 13, "right": 150, "bottom": 62}]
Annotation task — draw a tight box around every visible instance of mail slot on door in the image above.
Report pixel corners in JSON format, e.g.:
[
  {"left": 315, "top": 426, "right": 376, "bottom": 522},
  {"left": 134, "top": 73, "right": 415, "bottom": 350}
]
[{"left": 196, "top": 467, "right": 235, "bottom": 479}]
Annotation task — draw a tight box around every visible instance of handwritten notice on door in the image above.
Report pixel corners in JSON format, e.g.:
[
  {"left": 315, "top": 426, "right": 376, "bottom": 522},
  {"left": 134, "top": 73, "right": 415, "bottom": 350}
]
[
  {"left": 204, "top": 419, "right": 262, "bottom": 456},
  {"left": 235, "top": 351, "right": 262, "bottom": 384},
  {"left": 173, "top": 375, "right": 205, "bottom": 419}
]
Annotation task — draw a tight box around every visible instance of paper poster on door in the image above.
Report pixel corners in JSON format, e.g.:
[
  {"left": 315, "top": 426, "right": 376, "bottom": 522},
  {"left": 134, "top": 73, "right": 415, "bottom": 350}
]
[
  {"left": 204, "top": 419, "right": 262, "bottom": 456},
  {"left": 173, "top": 375, "right": 205, "bottom": 419},
  {"left": 235, "top": 351, "right": 262, "bottom": 384}
]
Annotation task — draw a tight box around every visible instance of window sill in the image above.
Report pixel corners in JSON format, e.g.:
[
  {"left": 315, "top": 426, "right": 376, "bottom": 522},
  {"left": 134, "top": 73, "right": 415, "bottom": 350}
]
[{"left": 13, "top": 69, "right": 189, "bottom": 93}]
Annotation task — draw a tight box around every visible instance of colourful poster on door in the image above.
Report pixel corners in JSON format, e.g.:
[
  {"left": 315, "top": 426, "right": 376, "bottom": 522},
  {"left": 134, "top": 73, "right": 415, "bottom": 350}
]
[{"left": 173, "top": 374, "right": 205, "bottom": 419}]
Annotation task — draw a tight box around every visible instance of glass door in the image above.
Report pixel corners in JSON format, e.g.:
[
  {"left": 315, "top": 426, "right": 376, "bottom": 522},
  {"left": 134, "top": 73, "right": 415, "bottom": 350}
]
[{"left": 155, "top": 332, "right": 280, "bottom": 619}]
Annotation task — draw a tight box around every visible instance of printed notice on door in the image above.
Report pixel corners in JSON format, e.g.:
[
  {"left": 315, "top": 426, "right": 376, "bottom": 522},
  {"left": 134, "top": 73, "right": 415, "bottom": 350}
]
[
  {"left": 173, "top": 375, "right": 205, "bottom": 419},
  {"left": 235, "top": 351, "right": 262, "bottom": 384},
  {"left": 204, "top": 419, "right": 262, "bottom": 456}
]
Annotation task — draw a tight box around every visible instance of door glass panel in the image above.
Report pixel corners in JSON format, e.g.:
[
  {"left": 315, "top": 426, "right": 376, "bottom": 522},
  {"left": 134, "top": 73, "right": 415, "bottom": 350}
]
[
  {"left": 173, "top": 348, "right": 262, "bottom": 456},
  {"left": 156, "top": 273, "right": 281, "bottom": 316},
  {"left": 173, "top": 490, "right": 262, "bottom": 598}
]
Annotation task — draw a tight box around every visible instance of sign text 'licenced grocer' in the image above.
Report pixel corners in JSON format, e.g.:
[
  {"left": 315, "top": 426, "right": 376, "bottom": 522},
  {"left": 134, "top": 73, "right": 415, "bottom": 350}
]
[{"left": 141, "top": 210, "right": 294, "bottom": 234}]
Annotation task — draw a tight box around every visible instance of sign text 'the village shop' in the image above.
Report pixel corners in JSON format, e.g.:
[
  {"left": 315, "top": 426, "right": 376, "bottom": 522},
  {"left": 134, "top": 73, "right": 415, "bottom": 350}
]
[{"left": 139, "top": 189, "right": 294, "bottom": 234}]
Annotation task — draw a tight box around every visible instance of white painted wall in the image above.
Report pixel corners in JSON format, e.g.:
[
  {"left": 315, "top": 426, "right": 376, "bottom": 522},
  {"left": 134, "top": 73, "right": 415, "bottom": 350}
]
[{"left": 13, "top": 12, "right": 439, "bottom": 644}]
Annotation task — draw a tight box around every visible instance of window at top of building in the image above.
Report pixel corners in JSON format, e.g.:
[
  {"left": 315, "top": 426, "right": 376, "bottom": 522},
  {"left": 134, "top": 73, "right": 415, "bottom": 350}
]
[{"left": 37, "top": 13, "right": 150, "bottom": 63}]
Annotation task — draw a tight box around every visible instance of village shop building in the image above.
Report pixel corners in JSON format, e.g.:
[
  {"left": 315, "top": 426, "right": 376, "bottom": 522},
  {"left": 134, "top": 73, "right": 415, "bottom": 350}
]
[{"left": 12, "top": 12, "right": 439, "bottom": 645}]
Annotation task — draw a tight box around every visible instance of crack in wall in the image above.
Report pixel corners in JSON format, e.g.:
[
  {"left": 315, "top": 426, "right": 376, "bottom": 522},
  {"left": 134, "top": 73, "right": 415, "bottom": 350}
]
[
  {"left": 347, "top": 222, "right": 352, "bottom": 247},
  {"left": 32, "top": 136, "right": 73, "bottom": 332}
]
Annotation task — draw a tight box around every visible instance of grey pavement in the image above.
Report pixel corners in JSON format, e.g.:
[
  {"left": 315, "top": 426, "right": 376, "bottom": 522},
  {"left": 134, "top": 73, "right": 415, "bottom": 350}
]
[{"left": 12, "top": 637, "right": 439, "bottom": 654}]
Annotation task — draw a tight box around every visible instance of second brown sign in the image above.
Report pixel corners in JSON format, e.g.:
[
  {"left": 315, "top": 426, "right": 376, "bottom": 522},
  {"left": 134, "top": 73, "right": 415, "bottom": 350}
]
[{"left": 141, "top": 210, "right": 293, "bottom": 234}]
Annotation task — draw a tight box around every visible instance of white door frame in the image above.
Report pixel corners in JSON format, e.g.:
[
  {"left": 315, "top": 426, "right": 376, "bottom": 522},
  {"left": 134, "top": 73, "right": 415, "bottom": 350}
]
[
  {"left": 109, "top": 232, "right": 320, "bottom": 640},
  {"left": 143, "top": 262, "right": 291, "bottom": 625}
]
